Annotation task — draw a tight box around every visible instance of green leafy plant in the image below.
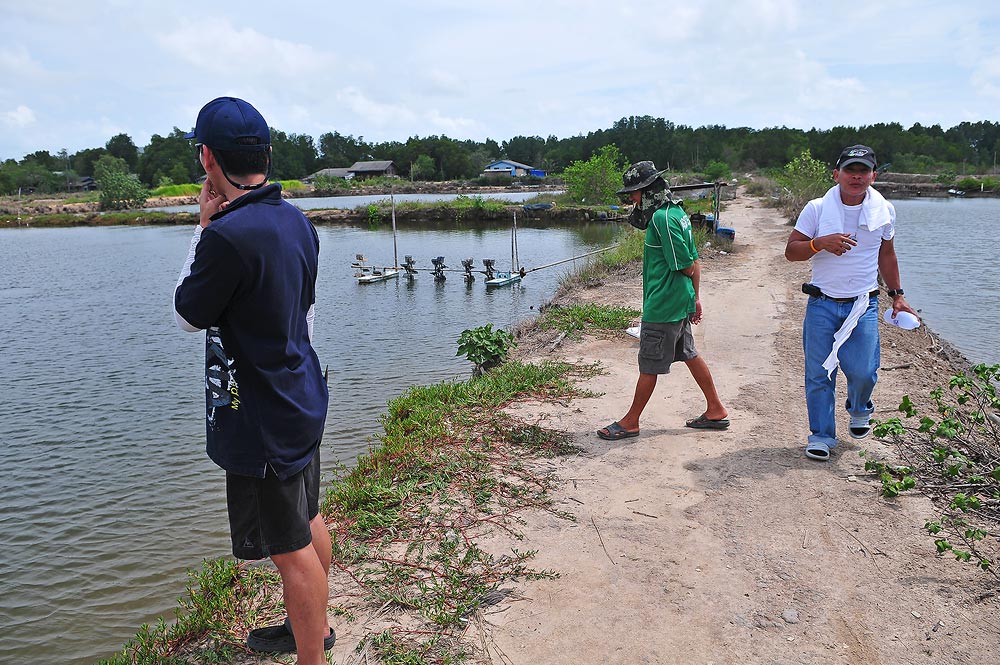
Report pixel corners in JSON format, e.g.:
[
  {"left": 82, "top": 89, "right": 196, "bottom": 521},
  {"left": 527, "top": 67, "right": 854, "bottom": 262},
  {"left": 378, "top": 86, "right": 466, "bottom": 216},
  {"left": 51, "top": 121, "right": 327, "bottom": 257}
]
[
  {"left": 860, "top": 453, "right": 916, "bottom": 498},
  {"left": 870, "top": 362, "right": 1000, "bottom": 578},
  {"left": 562, "top": 144, "right": 627, "bottom": 205},
  {"left": 450, "top": 194, "right": 506, "bottom": 221},
  {"left": 456, "top": 324, "right": 515, "bottom": 376},
  {"left": 366, "top": 202, "right": 383, "bottom": 226},
  {"left": 702, "top": 160, "right": 732, "bottom": 182},
  {"left": 933, "top": 170, "right": 957, "bottom": 185},
  {"left": 94, "top": 154, "right": 149, "bottom": 211},
  {"left": 775, "top": 149, "right": 830, "bottom": 222},
  {"left": 312, "top": 173, "right": 352, "bottom": 194}
]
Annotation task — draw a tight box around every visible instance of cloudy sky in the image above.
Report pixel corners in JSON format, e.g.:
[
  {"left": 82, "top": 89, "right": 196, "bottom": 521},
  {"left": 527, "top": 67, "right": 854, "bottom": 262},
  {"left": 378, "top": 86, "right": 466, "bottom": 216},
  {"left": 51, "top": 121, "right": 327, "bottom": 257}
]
[{"left": 2, "top": 0, "right": 1000, "bottom": 160}]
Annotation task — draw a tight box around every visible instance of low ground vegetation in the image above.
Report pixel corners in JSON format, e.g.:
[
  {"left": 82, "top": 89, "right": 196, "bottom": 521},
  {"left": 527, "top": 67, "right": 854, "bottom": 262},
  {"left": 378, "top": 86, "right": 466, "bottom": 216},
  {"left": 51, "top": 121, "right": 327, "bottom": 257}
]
[
  {"left": 98, "top": 360, "right": 599, "bottom": 664},
  {"left": 869, "top": 363, "right": 1000, "bottom": 583}
]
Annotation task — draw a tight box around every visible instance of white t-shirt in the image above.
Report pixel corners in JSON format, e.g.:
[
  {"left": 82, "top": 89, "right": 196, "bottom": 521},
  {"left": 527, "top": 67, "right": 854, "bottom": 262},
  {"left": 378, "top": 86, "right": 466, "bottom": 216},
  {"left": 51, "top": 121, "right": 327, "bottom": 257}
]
[{"left": 794, "top": 193, "right": 895, "bottom": 298}]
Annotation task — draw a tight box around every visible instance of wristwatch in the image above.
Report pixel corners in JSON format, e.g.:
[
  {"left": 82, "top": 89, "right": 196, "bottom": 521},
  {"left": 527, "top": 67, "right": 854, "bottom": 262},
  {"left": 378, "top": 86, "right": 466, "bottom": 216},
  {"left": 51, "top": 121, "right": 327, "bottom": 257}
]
[{"left": 887, "top": 288, "right": 904, "bottom": 297}]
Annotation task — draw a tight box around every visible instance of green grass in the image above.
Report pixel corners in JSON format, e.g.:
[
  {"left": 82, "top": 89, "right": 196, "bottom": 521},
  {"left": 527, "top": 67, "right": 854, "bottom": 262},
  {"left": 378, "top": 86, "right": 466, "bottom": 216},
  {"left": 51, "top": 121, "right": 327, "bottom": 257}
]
[
  {"left": 278, "top": 179, "right": 306, "bottom": 191},
  {"left": 317, "top": 360, "right": 596, "bottom": 661},
  {"left": 149, "top": 183, "right": 201, "bottom": 197},
  {"left": 114, "top": 359, "right": 599, "bottom": 664},
  {"left": 354, "top": 194, "right": 511, "bottom": 225},
  {"left": 147, "top": 181, "right": 305, "bottom": 198},
  {"left": 538, "top": 303, "right": 641, "bottom": 337},
  {"left": 97, "top": 559, "right": 281, "bottom": 665},
  {"left": 1, "top": 210, "right": 195, "bottom": 227}
]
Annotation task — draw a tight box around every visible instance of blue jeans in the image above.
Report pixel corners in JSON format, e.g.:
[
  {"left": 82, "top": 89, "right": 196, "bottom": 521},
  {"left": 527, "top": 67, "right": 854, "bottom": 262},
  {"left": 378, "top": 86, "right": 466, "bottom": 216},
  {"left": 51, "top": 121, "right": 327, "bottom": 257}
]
[{"left": 802, "top": 295, "right": 879, "bottom": 447}]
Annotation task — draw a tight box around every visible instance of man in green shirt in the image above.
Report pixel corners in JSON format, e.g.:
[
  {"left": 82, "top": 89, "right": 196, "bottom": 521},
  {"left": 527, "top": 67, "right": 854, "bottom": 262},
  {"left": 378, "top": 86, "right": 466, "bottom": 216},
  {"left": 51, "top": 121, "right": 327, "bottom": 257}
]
[{"left": 597, "top": 161, "right": 729, "bottom": 440}]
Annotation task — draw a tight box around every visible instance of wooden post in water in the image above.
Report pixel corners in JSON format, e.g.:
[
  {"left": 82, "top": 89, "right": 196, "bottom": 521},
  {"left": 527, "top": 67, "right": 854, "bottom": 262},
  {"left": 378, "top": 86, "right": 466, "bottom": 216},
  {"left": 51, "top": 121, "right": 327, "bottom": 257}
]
[
  {"left": 391, "top": 187, "right": 398, "bottom": 269},
  {"left": 511, "top": 210, "right": 519, "bottom": 272}
]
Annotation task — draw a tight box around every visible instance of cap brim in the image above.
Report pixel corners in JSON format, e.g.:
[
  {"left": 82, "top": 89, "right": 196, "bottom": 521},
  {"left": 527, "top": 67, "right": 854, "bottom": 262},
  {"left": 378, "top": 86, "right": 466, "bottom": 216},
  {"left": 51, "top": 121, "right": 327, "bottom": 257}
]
[
  {"left": 837, "top": 158, "right": 875, "bottom": 169},
  {"left": 184, "top": 130, "right": 196, "bottom": 140}
]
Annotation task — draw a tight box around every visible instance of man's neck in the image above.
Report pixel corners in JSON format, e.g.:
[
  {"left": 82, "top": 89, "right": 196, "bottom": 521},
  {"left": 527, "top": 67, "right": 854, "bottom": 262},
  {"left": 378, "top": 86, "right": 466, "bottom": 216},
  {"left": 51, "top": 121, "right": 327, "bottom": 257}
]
[
  {"left": 839, "top": 186, "right": 866, "bottom": 206},
  {"left": 214, "top": 170, "right": 269, "bottom": 203}
]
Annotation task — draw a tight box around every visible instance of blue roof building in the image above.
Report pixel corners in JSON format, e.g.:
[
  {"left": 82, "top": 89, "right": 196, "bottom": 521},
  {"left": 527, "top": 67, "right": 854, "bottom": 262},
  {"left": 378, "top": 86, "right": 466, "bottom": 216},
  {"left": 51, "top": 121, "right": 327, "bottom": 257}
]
[{"left": 483, "top": 160, "right": 545, "bottom": 178}]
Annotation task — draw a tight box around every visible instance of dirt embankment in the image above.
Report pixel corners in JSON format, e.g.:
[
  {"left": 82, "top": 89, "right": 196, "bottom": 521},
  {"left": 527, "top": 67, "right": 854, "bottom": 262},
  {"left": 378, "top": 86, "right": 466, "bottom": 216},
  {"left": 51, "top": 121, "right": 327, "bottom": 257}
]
[
  {"left": 0, "top": 182, "right": 562, "bottom": 214},
  {"left": 462, "top": 194, "right": 998, "bottom": 665}
]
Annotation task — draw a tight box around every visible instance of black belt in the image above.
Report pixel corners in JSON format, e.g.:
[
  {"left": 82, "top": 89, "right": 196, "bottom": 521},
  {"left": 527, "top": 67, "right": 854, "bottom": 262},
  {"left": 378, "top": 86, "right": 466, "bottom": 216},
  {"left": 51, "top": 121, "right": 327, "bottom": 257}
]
[{"left": 817, "top": 289, "right": 880, "bottom": 303}]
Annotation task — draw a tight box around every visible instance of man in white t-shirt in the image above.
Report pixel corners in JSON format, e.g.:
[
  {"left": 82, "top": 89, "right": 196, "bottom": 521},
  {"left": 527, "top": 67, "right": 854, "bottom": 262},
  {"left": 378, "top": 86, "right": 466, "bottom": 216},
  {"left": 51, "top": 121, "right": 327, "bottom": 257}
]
[{"left": 784, "top": 145, "right": 918, "bottom": 461}]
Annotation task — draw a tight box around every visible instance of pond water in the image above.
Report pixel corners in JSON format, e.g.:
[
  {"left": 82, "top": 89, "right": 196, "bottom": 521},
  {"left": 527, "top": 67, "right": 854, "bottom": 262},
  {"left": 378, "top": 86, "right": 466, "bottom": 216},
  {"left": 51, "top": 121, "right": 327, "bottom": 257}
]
[{"left": 0, "top": 218, "right": 616, "bottom": 664}]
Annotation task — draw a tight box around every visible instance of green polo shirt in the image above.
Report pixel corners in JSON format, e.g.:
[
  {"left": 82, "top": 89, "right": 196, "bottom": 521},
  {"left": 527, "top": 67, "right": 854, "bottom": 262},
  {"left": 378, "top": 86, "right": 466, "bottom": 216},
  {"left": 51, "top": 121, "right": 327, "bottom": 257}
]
[{"left": 641, "top": 202, "right": 697, "bottom": 324}]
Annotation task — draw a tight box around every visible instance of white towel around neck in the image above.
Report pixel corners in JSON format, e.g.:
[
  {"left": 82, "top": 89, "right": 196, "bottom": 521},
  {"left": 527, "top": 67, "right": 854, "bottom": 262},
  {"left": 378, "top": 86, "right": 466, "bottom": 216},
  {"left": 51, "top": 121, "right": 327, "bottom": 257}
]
[{"left": 816, "top": 185, "right": 891, "bottom": 237}]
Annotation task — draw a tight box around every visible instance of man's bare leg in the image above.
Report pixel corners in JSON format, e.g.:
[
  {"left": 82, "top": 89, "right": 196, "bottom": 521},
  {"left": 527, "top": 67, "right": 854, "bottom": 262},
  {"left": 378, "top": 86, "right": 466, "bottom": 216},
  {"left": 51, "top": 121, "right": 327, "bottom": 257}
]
[
  {"left": 684, "top": 355, "right": 728, "bottom": 420},
  {"left": 599, "top": 372, "right": 658, "bottom": 435},
  {"left": 310, "top": 514, "right": 332, "bottom": 576},
  {"left": 271, "top": 540, "right": 329, "bottom": 665}
]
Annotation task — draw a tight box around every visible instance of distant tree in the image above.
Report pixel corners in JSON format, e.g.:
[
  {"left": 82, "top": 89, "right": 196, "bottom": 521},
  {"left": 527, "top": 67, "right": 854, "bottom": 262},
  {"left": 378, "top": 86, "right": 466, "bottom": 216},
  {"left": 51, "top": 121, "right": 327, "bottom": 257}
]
[
  {"left": 10, "top": 160, "right": 61, "bottom": 193},
  {"left": 270, "top": 129, "right": 318, "bottom": 180},
  {"left": 71, "top": 147, "right": 107, "bottom": 177},
  {"left": 435, "top": 138, "right": 473, "bottom": 180},
  {"left": 465, "top": 146, "right": 494, "bottom": 175},
  {"left": 106, "top": 133, "right": 139, "bottom": 170},
  {"left": 168, "top": 162, "right": 190, "bottom": 186},
  {"left": 483, "top": 138, "right": 502, "bottom": 160},
  {"left": 0, "top": 159, "right": 19, "bottom": 194},
  {"left": 56, "top": 149, "right": 75, "bottom": 191},
  {"left": 703, "top": 160, "right": 732, "bottom": 182},
  {"left": 561, "top": 144, "right": 627, "bottom": 205},
  {"left": 318, "top": 131, "right": 368, "bottom": 168},
  {"left": 137, "top": 129, "right": 193, "bottom": 188},
  {"left": 503, "top": 135, "right": 545, "bottom": 167},
  {"left": 21, "top": 150, "right": 58, "bottom": 170},
  {"left": 94, "top": 154, "right": 148, "bottom": 210},
  {"left": 411, "top": 154, "right": 436, "bottom": 181}
]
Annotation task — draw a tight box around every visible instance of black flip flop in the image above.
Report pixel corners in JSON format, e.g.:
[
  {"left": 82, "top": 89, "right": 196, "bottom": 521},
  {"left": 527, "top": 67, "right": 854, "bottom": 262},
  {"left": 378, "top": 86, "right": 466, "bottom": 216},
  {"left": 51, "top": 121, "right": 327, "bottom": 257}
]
[
  {"left": 685, "top": 414, "right": 730, "bottom": 430},
  {"left": 247, "top": 617, "right": 336, "bottom": 653},
  {"left": 597, "top": 421, "right": 640, "bottom": 440}
]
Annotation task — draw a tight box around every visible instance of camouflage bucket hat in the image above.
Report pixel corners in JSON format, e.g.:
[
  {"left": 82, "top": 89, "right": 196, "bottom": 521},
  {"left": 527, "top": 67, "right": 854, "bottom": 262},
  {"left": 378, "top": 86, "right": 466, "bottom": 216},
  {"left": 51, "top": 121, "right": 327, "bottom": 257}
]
[{"left": 617, "top": 160, "right": 667, "bottom": 194}]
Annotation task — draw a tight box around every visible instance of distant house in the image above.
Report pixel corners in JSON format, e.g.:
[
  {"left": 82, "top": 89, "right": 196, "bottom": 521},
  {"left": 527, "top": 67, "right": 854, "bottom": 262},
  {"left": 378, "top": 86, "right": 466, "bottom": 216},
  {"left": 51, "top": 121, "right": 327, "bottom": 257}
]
[
  {"left": 482, "top": 160, "right": 546, "bottom": 179},
  {"left": 302, "top": 167, "right": 353, "bottom": 184},
  {"left": 70, "top": 176, "right": 97, "bottom": 191},
  {"left": 347, "top": 160, "right": 397, "bottom": 180}
]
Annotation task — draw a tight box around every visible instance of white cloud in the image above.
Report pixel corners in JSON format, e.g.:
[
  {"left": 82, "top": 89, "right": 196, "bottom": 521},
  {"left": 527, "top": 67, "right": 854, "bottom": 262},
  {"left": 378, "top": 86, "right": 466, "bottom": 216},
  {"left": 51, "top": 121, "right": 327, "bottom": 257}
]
[
  {"left": 157, "top": 21, "right": 337, "bottom": 79},
  {"left": 4, "top": 1, "right": 1000, "bottom": 158},
  {"left": 0, "top": 45, "right": 46, "bottom": 79},
  {"left": 971, "top": 51, "right": 1000, "bottom": 99},
  {"left": 423, "top": 108, "right": 478, "bottom": 136},
  {"left": 2, "top": 105, "right": 36, "bottom": 128}
]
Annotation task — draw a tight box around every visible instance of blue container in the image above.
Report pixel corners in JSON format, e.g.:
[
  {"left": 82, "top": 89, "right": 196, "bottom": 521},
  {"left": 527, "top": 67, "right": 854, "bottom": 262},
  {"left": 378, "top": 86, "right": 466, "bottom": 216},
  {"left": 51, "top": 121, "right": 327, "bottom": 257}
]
[{"left": 715, "top": 226, "right": 736, "bottom": 241}]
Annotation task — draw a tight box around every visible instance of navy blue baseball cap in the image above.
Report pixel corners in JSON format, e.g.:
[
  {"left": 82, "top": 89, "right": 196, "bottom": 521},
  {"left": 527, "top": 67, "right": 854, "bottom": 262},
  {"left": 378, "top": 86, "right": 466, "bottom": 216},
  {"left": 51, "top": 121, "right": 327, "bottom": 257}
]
[{"left": 185, "top": 97, "right": 270, "bottom": 151}]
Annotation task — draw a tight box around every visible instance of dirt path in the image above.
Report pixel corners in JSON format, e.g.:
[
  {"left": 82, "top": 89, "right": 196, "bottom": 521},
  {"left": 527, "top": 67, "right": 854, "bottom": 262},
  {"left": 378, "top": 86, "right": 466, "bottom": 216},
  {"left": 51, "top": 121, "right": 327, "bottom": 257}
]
[{"left": 480, "top": 195, "right": 998, "bottom": 664}]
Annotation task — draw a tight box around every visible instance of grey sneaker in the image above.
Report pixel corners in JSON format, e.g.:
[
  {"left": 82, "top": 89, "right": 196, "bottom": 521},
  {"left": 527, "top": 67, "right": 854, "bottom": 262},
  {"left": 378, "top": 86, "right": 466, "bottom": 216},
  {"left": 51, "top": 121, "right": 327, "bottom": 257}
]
[{"left": 849, "top": 414, "right": 871, "bottom": 439}]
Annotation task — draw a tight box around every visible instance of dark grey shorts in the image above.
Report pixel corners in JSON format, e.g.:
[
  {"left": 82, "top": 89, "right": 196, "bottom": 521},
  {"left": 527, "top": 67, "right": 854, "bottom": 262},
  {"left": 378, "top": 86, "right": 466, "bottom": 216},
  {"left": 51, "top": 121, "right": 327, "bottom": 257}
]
[
  {"left": 638, "top": 320, "right": 698, "bottom": 374},
  {"left": 226, "top": 446, "right": 321, "bottom": 560}
]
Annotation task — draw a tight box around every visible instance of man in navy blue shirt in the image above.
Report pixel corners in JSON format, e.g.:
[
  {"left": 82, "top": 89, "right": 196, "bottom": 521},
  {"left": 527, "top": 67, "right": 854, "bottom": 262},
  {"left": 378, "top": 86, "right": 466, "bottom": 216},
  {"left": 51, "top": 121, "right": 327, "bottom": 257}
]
[{"left": 174, "top": 97, "right": 332, "bottom": 662}]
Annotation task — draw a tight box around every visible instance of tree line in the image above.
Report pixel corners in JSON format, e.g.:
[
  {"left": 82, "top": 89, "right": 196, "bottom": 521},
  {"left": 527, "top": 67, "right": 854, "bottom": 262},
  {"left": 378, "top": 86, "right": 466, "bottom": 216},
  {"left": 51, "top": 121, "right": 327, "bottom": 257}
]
[{"left": 3, "top": 115, "right": 1000, "bottom": 196}]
